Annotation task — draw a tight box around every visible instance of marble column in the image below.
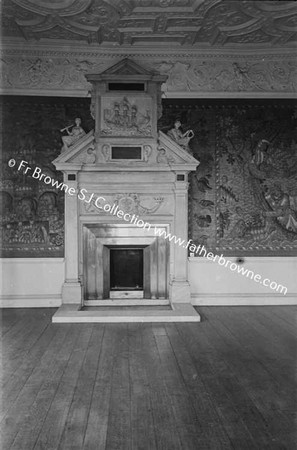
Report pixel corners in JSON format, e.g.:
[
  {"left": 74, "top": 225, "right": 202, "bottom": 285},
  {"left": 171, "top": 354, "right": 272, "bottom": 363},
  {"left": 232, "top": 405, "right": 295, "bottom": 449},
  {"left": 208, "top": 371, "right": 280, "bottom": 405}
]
[
  {"left": 170, "top": 177, "right": 191, "bottom": 303},
  {"left": 62, "top": 172, "right": 82, "bottom": 304}
]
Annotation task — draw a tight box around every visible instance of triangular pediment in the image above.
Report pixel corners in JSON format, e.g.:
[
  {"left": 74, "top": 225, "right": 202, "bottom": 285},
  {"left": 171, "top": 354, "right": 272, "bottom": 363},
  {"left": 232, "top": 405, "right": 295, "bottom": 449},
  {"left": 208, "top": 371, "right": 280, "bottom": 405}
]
[
  {"left": 53, "top": 130, "right": 199, "bottom": 172},
  {"left": 53, "top": 130, "right": 95, "bottom": 169},
  {"left": 100, "top": 58, "right": 154, "bottom": 76},
  {"left": 158, "top": 131, "right": 199, "bottom": 170},
  {"left": 85, "top": 58, "right": 166, "bottom": 83}
]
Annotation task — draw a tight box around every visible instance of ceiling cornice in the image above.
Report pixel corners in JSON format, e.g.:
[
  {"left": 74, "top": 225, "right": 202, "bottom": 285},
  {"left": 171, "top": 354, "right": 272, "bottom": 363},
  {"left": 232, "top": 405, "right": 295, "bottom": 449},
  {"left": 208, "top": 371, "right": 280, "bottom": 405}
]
[{"left": 1, "top": 36, "right": 297, "bottom": 58}]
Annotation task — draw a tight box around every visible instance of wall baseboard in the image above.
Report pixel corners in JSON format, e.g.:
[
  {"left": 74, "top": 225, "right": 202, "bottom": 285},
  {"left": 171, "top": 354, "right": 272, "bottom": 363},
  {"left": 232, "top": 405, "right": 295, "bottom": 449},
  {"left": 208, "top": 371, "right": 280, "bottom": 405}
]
[
  {"left": 1, "top": 294, "right": 297, "bottom": 308},
  {"left": 191, "top": 294, "right": 297, "bottom": 306},
  {"left": 0, "top": 295, "right": 62, "bottom": 308}
]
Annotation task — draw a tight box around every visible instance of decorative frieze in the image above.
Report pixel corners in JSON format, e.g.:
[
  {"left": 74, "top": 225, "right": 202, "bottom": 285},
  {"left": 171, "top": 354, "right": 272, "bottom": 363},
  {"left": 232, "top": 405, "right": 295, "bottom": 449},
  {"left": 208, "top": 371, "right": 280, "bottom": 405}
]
[
  {"left": 81, "top": 193, "right": 165, "bottom": 216},
  {"left": 155, "top": 58, "right": 297, "bottom": 93},
  {"left": 1, "top": 48, "right": 296, "bottom": 96}
]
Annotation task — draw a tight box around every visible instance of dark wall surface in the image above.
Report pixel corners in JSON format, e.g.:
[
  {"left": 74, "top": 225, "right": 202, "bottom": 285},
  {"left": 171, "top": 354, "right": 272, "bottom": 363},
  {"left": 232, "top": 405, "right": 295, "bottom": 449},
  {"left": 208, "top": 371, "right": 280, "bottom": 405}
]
[{"left": 1, "top": 96, "right": 296, "bottom": 257}]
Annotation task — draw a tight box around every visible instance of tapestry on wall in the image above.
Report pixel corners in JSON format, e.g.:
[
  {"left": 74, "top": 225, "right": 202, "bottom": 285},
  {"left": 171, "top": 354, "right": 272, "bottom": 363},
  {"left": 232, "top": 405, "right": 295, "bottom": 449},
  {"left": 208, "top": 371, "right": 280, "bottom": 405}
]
[
  {"left": 0, "top": 96, "right": 93, "bottom": 257},
  {"left": 160, "top": 100, "right": 297, "bottom": 256}
]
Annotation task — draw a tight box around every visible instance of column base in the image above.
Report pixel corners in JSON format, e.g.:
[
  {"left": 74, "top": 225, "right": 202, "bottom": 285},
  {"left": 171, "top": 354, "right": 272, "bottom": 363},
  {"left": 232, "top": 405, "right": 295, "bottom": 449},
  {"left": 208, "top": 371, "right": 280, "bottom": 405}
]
[
  {"left": 62, "top": 281, "right": 82, "bottom": 304},
  {"left": 170, "top": 280, "right": 191, "bottom": 303}
]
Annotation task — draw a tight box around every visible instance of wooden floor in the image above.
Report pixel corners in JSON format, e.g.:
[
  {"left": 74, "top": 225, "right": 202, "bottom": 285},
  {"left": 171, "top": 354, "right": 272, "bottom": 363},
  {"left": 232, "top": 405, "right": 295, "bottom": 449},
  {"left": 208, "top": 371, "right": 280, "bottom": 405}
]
[{"left": 1, "top": 306, "right": 297, "bottom": 450}]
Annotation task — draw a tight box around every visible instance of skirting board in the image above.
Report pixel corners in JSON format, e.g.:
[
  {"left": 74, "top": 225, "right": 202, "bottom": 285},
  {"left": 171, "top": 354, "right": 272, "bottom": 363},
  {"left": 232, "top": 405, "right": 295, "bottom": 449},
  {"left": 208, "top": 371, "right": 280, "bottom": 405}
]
[
  {"left": 191, "top": 294, "right": 297, "bottom": 306},
  {"left": 1, "top": 294, "right": 297, "bottom": 308},
  {"left": 0, "top": 295, "right": 62, "bottom": 308}
]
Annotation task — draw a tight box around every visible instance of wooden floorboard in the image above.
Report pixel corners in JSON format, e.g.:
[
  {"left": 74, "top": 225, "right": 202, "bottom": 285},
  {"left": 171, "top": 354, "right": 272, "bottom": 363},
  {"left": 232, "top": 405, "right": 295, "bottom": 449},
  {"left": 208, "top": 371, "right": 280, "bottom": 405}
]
[
  {"left": 165, "top": 323, "right": 256, "bottom": 450},
  {"left": 2, "top": 317, "right": 60, "bottom": 407},
  {"left": 1, "top": 306, "right": 297, "bottom": 450},
  {"left": 197, "top": 310, "right": 295, "bottom": 448},
  {"left": 82, "top": 325, "right": 116, "bottom": 450},
  {"left": 271, "top": 306, "right": 297, "bottom": 326},
  {"left": 128, "top": 324, "right": 157, "bottom": 450},
  {"left": 142, "top": 324, "right": 184, "bottom": 450},
  {"left": 1, "top": 309, "right": 26, "bottom": 337},
  {"left": 7, "top": 324, "right": 78, "bottom": 450},
  {"left": 1, "top": 323, "right": 73, "bottom": 448},
  {"left": 57, "top": 325, "right": 104, "bottom": 450},
  {"left": 104, "top": 325, "right": 132, "bottom": 450},
  {"left": 33, "top": 325, "right": 94, "bottom": 450}
]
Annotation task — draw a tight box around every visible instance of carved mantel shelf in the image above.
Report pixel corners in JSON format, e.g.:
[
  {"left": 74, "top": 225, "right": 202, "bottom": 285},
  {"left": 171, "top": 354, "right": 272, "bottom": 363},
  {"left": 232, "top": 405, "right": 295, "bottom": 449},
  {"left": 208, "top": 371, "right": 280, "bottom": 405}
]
[{"left": 1, "top": 40, "right": 296, "bottom": 98}]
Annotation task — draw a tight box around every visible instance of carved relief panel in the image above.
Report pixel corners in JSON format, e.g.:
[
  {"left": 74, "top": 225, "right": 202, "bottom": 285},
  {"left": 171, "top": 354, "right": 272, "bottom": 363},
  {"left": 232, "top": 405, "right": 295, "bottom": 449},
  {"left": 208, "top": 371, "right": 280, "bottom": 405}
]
[
  {"left": 79, "top": 192, "right": 169, "bottom": 216},
  {"left": 85, "top": 59, "right": 166, "bottom": 143},
  {"left": 101, "top": 96, "right": 152, "bottom": 137}
]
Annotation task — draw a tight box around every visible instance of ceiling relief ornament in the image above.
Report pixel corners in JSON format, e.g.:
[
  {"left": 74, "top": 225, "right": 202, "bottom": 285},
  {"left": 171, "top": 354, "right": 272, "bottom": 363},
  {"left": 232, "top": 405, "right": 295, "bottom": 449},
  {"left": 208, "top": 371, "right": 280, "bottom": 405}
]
[
  {"left": 10, "top": 0, "right": 98, "bottom": 42},
  {"left": 12, "top": 0, "right": 92, "bottom": 15},
  {"left": 2, "top": 0, "right": 296, "bottom": 46}
]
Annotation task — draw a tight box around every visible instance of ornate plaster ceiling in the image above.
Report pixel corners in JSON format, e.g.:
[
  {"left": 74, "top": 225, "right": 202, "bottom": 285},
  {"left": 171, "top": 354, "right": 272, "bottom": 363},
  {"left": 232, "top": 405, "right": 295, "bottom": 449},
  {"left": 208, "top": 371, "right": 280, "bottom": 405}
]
[{"left": 1, "top": 0, "right": 297, "bottom": 48}]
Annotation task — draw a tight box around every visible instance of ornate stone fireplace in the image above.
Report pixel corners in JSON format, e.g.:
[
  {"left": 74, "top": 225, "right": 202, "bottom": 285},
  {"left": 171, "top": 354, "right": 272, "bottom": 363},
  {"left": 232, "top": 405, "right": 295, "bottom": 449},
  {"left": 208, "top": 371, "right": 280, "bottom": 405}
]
[
  {"left": 52, "top": 59, "right": 200, "bottom": 321},
  {"left": 82, "top": 223, "right": 169, "bottom": 302}
]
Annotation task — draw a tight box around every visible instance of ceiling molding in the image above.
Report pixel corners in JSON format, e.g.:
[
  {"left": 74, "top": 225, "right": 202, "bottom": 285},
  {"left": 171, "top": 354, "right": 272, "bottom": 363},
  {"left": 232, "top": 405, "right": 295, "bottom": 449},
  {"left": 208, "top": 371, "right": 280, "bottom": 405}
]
[{"left": 1, "top": 36, "right": 297, "bottom": 57}]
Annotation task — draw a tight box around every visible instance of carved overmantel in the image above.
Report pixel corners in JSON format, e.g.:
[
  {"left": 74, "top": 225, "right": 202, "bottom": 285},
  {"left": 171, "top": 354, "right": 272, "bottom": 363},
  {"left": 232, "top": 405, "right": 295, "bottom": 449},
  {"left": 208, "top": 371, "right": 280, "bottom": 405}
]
[{"left": 53, "top": 58, "right": 199, "bottom": 305}]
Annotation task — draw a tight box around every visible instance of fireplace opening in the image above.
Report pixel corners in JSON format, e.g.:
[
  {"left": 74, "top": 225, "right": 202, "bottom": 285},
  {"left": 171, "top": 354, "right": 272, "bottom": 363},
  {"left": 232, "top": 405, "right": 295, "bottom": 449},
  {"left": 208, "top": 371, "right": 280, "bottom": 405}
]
[
  {"left": 82, "top": 225, "right": 169, "bottom": 301},
  {"left": 110, "top": 247, "right": 143, "bottom": 291}
]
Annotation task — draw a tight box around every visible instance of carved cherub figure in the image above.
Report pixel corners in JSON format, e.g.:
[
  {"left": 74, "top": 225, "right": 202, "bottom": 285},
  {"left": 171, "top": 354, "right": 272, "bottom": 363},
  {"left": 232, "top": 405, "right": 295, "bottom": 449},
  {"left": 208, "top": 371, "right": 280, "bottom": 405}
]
[
  {"left": 157, "top": 148, "right": 168, "bottom": 164},
  {"left": 85, "top": 147, "right": 96, "bottom": 164},
  {"left": 143, "top": 145, "right": 152, "bottom": 162}
]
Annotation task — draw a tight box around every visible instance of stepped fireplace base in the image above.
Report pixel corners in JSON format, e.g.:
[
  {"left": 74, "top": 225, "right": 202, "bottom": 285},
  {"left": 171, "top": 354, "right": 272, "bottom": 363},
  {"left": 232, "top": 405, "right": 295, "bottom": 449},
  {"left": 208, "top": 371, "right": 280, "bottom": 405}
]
[{"left": 52, "top": 303, "right": 201, "bottom": 323}]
